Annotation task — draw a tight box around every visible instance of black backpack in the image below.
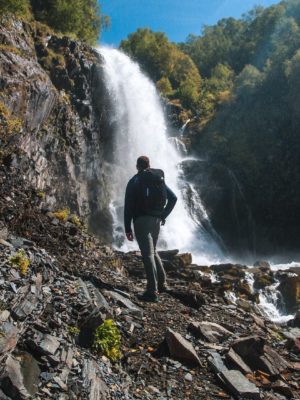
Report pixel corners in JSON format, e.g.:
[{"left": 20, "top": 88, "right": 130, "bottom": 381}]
[{"left": 137, "top": 169, "right": 167, "bottom": 215}]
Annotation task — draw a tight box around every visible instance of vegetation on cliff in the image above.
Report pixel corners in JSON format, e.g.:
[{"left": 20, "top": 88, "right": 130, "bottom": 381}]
[{"left": 0, "top": 0, "right": 109, "bottom": 44}]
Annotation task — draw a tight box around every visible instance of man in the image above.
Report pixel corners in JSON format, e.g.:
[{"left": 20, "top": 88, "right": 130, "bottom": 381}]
[{"left": 124, "top": 156, "right": 177, "bottom": 302}]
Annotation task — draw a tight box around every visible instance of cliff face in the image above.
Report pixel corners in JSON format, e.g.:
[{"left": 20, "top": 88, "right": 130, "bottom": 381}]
[{"left": 0, "top": 18, "right": 113, "bottom": 241}]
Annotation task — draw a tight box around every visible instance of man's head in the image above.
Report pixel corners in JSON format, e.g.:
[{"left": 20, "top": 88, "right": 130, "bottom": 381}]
[{"left": 136, "top": 156, "right": 150, "bottom": 171}]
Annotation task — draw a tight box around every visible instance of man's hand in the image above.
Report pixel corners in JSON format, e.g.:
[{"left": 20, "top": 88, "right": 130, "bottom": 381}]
[
  {"left": 126, "top": 232, "right": 134, "bottom": 241},
  {"left": 161, "top": 218, "right": 166, "bottom": 226}
]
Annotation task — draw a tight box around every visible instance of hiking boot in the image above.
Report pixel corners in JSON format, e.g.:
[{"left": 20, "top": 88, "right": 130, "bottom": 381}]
[
  {"left": 158, "top": 285, "right": 170, "bottom": 293},
  {"left": 137, "top": 291, "right": 159, "bottom": 303}
]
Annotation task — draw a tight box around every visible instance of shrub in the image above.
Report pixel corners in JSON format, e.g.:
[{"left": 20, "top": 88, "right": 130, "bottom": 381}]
[
  {"left": 93, "top": 319, "right": 121, "bottom": 362},
  {"left": 9, "top": 249, "right": 30, "bottom": 276},
  {"left": 53, "top": 208, "right": 69, "bottom": 221}
]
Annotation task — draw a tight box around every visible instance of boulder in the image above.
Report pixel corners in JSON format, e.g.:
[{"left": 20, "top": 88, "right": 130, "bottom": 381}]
[
  {"left": 226, "top": 348, "right": 252, "bottom": 374},
  {"left": 166, "top": 328, "right": 201, "bottom": 366},
  {"left": 172, "top": 253, "right": 192, "bottom": 269},
  {"left": 253, "top": 261, "right": 271, "bottom": 271},
  {"left": 231, "top": 336, "right": 290, "bottom": 375},
  {"left": 287, "top": 310, "right": 300, "bottom": 328},
  {"left": 0, "top": 323, "right": 19, "bottom": 355},
  {"left": 219, "top": 370, "right": 261, "bottom": 399},
  {"left": 278, "top": 276, "right": 300, "bottom": 313},
  {"left": 0, "top": 355, "right": 40, "bottom": 399},
  {"left": 189, "top": 321, "right": 232, "bottom": 343}
]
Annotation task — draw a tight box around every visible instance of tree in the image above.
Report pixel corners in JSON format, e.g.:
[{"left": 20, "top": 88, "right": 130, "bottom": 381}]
[
  {"left": 30, "top": 0, "right": 106, "bottom": 44},
  {"left": 0, "top": 0, "right": 30, "bottom": 16},
  {"left": 120, "top": 28, "right": 201, "bottom": 109}
]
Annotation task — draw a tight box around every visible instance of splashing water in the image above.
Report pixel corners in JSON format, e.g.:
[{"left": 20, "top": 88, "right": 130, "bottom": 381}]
[{"left": 99, "top": 47, "right": 223, "bottom": 264}]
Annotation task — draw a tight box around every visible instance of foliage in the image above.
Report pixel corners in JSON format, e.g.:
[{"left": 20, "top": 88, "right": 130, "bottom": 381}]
[
  {"left": 0, "top": 44, "right": 22, "bottom": 56},
  {"left": 9, "top": 249, "right": 30, "bottom": 276},
  {"left": 53, "top": 208, "right": 69, "bottom": 222},
  {"left": 30, "top": 0, "right": 107, "bottom": 44},
  {"left": 0, "top": 0, "right": 109, "bottom": 44},
  {"left": 92, "top": 319, "right": 121, "bottom": 362},
  {"left": 0, "top": 0, "right": 30, "bottom": 17},
  {"left": 67, "top": 325, "right": 80, "bottom": 335},
  {"left": 178, "top": 0, "right": 300, "bottom": 249},
  {"left": 120, "top": 28, "right": 201, "bottom": 109},
  {"left": 0, "top": 102, "right": 22, "bottom": 137},
  {"left": 70, "top": 214, "right": 83, "bottom": 228}
]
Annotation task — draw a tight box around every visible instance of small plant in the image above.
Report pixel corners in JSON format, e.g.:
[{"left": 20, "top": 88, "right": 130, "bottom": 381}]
[
  {"left": 0, "top": 44, "right": 22, "bottom": 56},
  {"left": 93, "top": 319, "right": 121, "bottom": 362},
  {"left": 9, "top": 249, "right": 30, "bottom": 276},
  {"left": 70, "top": 214, "right": 81, "bottom": 227},
  {"left": 67, "top": 325, "right": 80, "bottom": 336},
  {"left": 37, "top": 191, "right": 45, "bottom": 199},
  {"left": 53, "top": 208, "right": 69, "bottom": 222}
]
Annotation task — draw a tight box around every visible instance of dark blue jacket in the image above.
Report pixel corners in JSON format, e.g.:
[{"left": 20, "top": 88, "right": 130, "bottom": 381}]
[{"left": 124, "top": 172, "right": 177, "bottom": 233}]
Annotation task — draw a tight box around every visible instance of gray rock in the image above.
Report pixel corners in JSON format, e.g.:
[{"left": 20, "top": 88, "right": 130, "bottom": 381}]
[
  {"left": 0, "top": 322, "right": 18, "bottom": 355},
  {"left": 82, "top": 359, "right": 109, "bottom": 400},
  {"left": 0, "top": 227, "right": 8, "bottom": 241},
  {"left": 189, "top": 321, "right": 232, "bottom": 343},
  {"left": 166, "top": 328, "right": 201, "bottom": 366},
  {"left": 207, "top": 351, "right": 228, "bottom": 374},
  {"left": 219, "top": 369, "right": 261, "bottom": 399},
  {"left": 226, "top": 348, "right": 252, "bottom": 374},
  {"left": 0, "top": 355, "right": 39, "bottom": 399},
  {"left": 103, "top": 290, "right": 143, "bottom": 318},
  {"left": 28, "top": 331, "right": 60, "bottom": 356}
]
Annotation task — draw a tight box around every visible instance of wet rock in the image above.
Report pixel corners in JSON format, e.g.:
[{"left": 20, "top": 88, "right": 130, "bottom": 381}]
[
  {"left": 253, "top": 261, "right": 271, "bottom": 271},
  {"left": 189, "top": 321, "right": 232, "bottom": 343},
  {"left": 158, "top": 249, "right": 179, "bottom": 259},
  {"left": 211, "top": 264, "right": 247, "bottom": 276},
  {"left": 253, "top": 273, "right": 274, "bottom": 290},
  {"left": 219, "top": 370, "right": 261, "bottom": 399},
  {"left": 166, "top": 328, "right": 201, "bottom": 366},
  {"left": 278, "top": 276, "right": 300, "bottom": 313},
  {"left": 287, "top": 310, "right": 300, "bottom": 328}
]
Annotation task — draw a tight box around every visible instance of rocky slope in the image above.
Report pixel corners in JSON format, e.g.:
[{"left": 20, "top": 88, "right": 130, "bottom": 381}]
[
  {"left": 0, "top": 17, "right": 113, "bottom": 242},
  {"left": 0, "top": 165, "right": 299, "bottom": 400}
]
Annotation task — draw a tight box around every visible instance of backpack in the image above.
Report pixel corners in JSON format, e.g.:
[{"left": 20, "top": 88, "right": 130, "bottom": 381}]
[{"left": 137, "top": 169, "right": 167, "bottom": 215}]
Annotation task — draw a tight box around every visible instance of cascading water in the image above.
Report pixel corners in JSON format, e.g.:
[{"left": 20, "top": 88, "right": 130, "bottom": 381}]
[{"left": 99, "top": 47, "right": 223, "bottom": 264}]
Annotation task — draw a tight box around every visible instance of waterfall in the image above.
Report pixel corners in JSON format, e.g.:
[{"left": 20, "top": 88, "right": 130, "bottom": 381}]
[{"left": 99, "top": 47, "right": 223, "bottom": 264}]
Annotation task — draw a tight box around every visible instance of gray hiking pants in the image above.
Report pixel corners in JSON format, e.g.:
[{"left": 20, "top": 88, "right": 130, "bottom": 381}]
[{"left": 134, "top": 215, "right": 167, "bottom": 293}]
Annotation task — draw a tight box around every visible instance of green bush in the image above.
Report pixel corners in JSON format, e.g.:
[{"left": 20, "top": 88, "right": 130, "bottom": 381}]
[
  {"left": 93, "top": 319, "right": 121, "bottom": 362},
  {"left": 0, "top": 0, "right": 30, "bottom": 17},
  {"left": 30, "top": 0, "right": 105, "bottom": 44}
]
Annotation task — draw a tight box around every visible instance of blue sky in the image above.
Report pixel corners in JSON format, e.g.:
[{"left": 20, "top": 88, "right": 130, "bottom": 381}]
[{"left": 99, "top": 0, "right": 281, "bottom": 46}]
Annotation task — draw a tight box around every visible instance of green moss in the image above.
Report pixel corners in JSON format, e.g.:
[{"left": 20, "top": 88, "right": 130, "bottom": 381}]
[{"left": 92, "top": 319, "right": 122, "bottom": 362}]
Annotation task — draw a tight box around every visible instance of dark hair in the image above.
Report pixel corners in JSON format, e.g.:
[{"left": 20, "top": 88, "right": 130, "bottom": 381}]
[{"left": 136, "top": 156, "right": 150, "bottom": 170}]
